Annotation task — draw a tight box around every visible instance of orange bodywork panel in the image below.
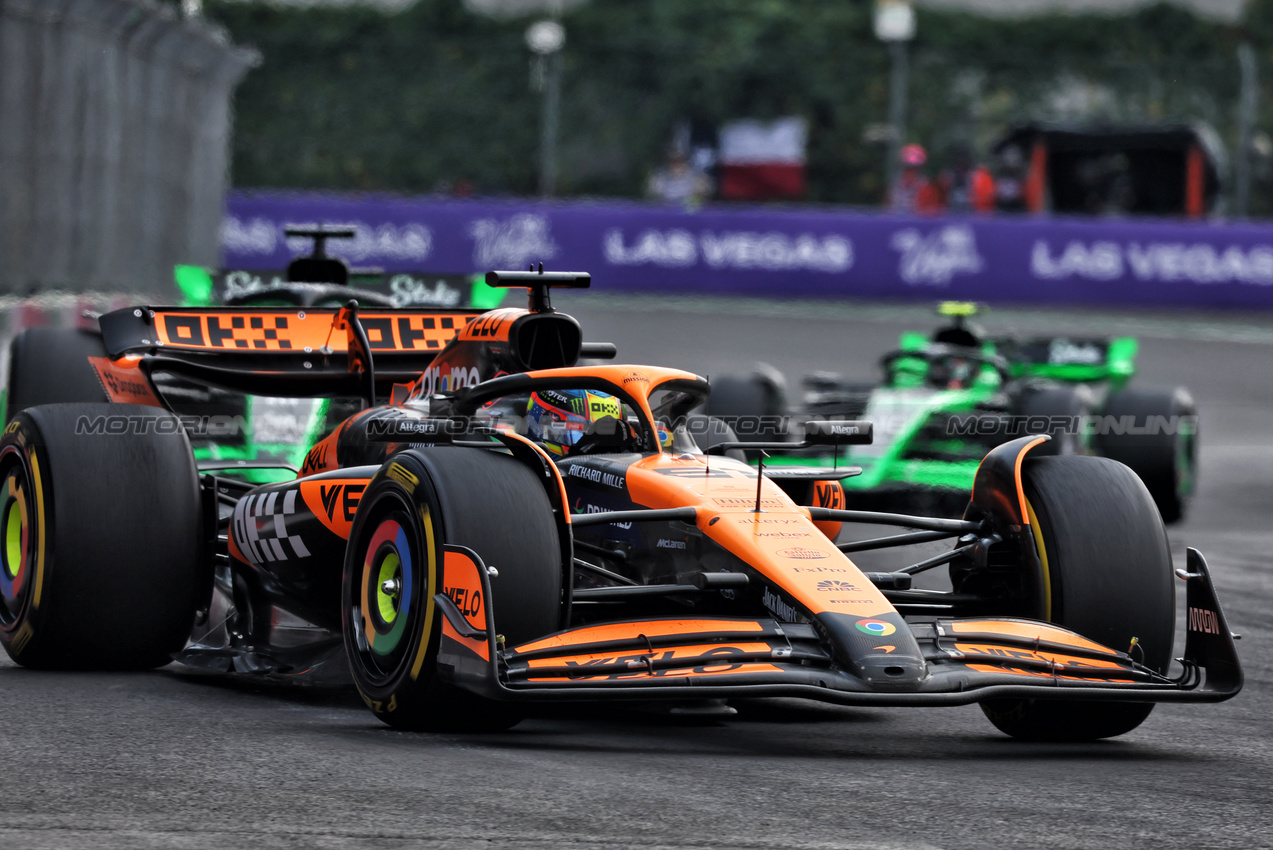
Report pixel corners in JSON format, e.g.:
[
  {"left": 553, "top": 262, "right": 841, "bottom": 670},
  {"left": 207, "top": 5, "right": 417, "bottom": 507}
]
[
  {"left": 622, "top": 452, "right": 895, "bottom": 621},
  {"left": 515, "top": 618, "right": 768, "bottom": 654},
  {"left": 525, "top": 642, "right": 772, "bottom": 672},
  {"left": 299, "top": 478, "right": 368, "bottom": 540},
  {"left": 146, "top": 308, "right": 479, "bottom": 354},
  {"left": 949, "top": 619, "right": 1114, "bottom": 654},
  {"left": 809, "top": 479, "right": 846, "bottom": 539},
  {"left": 454, "top": 307, "right": 525, "bottom": 344},
  {"left": 438, "top": 548, "right": 493, "bottom": 662},
  {"left": 442, "top": 549, "right": 488, "bottom": 632},
  {"left": 526, "top": 660, "right": 784, "bottom": 683},
  {"left": 956, "top": 643, "right": 1128, "bottom": 671},
  {"left": 298, "top": 421, "right": 348, "bottom": 478},
  {"left": 88, "top": 356, "right": 163, "bottom": 407}
]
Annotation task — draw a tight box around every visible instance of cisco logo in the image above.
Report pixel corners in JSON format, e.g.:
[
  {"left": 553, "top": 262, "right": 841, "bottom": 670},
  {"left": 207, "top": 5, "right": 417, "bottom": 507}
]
[{"left": 778, "top": 547, "right": 829, "bottom": 560}]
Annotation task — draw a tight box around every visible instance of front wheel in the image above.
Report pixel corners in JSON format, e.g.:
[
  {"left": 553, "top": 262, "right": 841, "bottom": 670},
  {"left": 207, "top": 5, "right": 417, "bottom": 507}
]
[
  {"left": 342, "top": 447, "right": 563, "bottom": 732},
  {"left": 980, "top": 455, "right": 1175, "bottom": 742}
]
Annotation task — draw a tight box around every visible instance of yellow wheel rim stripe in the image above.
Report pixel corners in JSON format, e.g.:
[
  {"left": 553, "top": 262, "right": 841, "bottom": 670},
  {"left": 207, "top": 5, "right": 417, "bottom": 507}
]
[{"left": 1025, "top": 497, "right": 1053, "bottom": 622}]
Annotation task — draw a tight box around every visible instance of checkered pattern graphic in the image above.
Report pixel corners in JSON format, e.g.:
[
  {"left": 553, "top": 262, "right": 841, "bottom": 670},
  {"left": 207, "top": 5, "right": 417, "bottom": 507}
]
[
  {"left": 232, "top": 488, "right": 311, "bottom": 565},
  {"left": 213, "top": 314, "right": 292, "bottom": 349}
]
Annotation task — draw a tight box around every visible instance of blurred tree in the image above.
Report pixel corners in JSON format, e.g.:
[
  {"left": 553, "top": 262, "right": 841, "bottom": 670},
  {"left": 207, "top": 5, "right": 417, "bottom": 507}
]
[
  {"left": 1238, "top": 0, "right": 1273, "bottom": 214},
  {"left": 209, "top": 0, "right": 1248, "bottom": 208}
]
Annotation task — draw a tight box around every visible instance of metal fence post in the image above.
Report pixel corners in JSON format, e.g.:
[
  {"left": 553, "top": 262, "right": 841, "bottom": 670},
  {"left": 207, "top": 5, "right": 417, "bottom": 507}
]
[{"left": 0, "top": 0, "right": 256, "bottom": 296}]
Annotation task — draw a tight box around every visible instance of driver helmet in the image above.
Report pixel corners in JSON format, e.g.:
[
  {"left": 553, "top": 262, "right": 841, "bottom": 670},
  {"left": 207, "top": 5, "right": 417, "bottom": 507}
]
[
  {"left": 930, "top": 355, "right": 976, "bottom": 390},
  {"left": 525, "top": 389, "right": 624, "bottom": 456},
  {"left": 932, "top": 302, "right": 984, "bottom": 349}
]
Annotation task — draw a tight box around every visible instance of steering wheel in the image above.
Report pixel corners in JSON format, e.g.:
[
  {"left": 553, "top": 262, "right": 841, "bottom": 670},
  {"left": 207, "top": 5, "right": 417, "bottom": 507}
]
[
  {"left": 879, "top": 343, "right": 1011, "bottom": 389},
  {"left": 568, "top": 416, "right": 642, "bottom": 455}
]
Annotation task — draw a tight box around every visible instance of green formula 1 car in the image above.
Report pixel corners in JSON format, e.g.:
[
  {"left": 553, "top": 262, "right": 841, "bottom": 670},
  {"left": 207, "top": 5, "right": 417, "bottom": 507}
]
[
  {"left": 2, "top": 227, "right": 507, "bottom": 482},
  {"left": 712, "top": 303, "right": 1198, "bottom": 522}
]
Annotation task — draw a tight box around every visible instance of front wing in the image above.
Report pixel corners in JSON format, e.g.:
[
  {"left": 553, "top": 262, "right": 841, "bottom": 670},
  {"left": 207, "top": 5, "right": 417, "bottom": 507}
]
[{"left": 436, "top": 546, "right": 1242, "bottom": 706}]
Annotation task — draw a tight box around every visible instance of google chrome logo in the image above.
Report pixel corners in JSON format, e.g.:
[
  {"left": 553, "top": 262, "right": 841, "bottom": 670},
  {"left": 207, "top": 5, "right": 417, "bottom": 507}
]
[{"left": 855, "top": 619, "right": 897, "bottom": 637}]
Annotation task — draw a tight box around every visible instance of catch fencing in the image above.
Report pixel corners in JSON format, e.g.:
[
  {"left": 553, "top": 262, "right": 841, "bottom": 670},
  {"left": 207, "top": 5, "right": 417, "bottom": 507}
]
[{"left": 0, "top": 0, "right": 256, "bottom": 297}]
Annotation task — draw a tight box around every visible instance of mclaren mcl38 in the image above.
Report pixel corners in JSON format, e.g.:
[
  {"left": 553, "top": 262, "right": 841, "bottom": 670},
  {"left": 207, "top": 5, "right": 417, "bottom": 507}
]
[{"left": 0, "top": 272, "right": 1241, "bottom": 741}]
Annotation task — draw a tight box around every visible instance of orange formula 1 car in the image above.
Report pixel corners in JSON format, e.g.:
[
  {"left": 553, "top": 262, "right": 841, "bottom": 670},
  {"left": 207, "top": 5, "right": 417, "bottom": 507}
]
[{"left": 0, "top": 271, "right": 1241, "bottom": 741}]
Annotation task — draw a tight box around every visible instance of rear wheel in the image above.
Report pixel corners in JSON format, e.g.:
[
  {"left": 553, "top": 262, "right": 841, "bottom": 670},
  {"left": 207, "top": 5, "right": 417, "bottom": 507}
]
[
  {"left": 708, "top": 366, "right": 788, "bottom": 447},
  {"left": 1094, "top": 388, "right": 1197, "bottom": 524},
  {"left": 343, "top": 447, "right": 562, "bottom": 732},
  {"left": 688, "top": 414, "right": 746, "bottom": 463},
  {"left": 5, "top": 328, "right": 107, "bottom": 422},
  {"left": 1011, "top": 385, "right": 1093, "bottom": 456},
  {"left": 0, "top": 403, "right": 204, "bottom": 669},
  {"left": 980, "top": 455, "right": 1175, "bottom": 741}
]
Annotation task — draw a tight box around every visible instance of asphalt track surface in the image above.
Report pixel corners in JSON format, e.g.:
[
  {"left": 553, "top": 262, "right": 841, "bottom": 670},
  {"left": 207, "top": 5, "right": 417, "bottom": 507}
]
[{"left": 3, "top": 296, "right": 1271, "bottom": 849}]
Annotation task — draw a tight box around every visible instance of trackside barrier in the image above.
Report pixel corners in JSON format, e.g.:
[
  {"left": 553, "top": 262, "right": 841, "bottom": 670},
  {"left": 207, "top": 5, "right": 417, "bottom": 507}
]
[
  {"left": 226, "top": 192, "right": 1273, "bottom": 310},
  {"left": 0, "top": 0, "right": 256, "bottom": 295}
]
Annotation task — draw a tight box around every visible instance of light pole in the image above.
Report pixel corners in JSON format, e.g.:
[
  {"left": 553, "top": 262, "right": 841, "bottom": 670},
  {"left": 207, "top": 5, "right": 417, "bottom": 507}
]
[
  {"left": 875, "top": 0, "right": 916, "bottom": 196},
  {"left": 1235, "top": 42, "right": 1258, "bottom": 218},
  {"left": 526, "top": 19, "right": 565, "bottom": 198}
]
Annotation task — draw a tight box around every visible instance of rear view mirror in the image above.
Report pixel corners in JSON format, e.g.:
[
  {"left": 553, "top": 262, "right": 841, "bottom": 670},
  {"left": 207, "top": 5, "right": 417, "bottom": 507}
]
[{"left": 803, "top": 420, "right": 873, "bottom": 446}]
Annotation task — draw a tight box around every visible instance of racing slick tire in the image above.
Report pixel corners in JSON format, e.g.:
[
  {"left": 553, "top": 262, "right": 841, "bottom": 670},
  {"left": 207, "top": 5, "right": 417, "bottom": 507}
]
[
  {"left": 1093, "top": 388, "right": 1197, "bottom": 524},
  {"left": 980, "top": 455, "right": 1175, "bottom": 742},
  {"left": 1010, "top": 385, "right": 1093, "bottom": 456},
  {"left": 5, "top": 327, "right": 107, "bottom": 422},
  {"left": 343, "top": 447, "right": 562, "bottom": 732},
  {"left": 708, "top": 366, "right": 788, "bottom": 447},
  {"left": 0, "top": 403, "right": 204, "bottom": 669},
  {"left": 688, "top": 415, "right": 747, "bottom": 463}
]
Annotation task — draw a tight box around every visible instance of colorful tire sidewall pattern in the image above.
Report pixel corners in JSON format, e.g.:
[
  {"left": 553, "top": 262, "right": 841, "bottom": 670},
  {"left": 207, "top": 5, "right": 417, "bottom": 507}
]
[
  {"left": 342, "top": 453, "right": 443, "bottom": 724},
  {"left": 0, "top": 418, "right": 48, "bottom": 659}
]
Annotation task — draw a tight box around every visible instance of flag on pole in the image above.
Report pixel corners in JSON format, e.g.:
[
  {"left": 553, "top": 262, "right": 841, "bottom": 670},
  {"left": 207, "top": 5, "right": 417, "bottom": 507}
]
[{"left": 717, "top": 118, "right": 808, "bottom": 201}]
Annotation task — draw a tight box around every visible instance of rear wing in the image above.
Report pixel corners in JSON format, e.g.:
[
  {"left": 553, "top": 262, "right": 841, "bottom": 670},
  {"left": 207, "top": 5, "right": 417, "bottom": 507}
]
[
  {"left": 100, "top": 305, "right": 477, "bottom": 357},
  {"left": 995, "top": 335, "right": 1137, "bottom": 385},
  {"left": 95, "top": 304, "right": 481, "bottom": 402},
  {"left": 175, "top": 266, "right": 509, "bottom": 311},
  {"left": 174, "top": 223, "right": 510, "bottom": 310}
]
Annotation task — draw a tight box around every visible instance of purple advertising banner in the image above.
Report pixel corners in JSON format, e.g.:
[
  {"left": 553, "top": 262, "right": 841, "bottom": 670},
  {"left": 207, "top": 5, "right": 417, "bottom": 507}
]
[{"left": 224, "top": 191, "right": 1273, "bottom": 309}]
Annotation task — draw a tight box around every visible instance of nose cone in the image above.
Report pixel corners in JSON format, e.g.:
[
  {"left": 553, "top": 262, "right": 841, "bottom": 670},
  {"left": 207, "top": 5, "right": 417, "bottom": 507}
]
[
  {"left": 816, "top": 612, "right": 928, "bottom": 691},
  {"left": 855, "top": 653, "right": 929, "bottom": 689}
]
